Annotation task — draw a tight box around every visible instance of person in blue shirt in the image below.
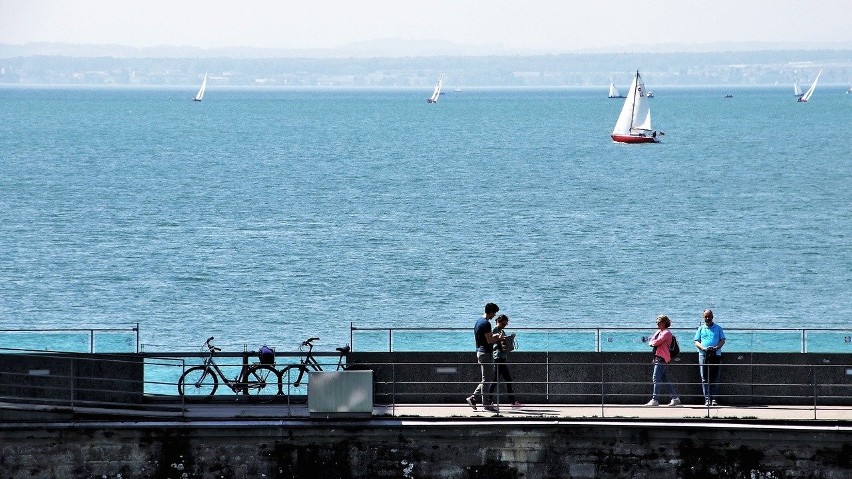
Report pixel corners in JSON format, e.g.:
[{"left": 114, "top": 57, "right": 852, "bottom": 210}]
[
  {"left": 466, "top": 302, "right": 503, "bottom": 412},
  {"left": 693, "top": 309, "right": 726, "bottom": 406}
]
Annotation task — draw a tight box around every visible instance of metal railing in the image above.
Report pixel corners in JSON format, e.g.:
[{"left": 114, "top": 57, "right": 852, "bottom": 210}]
[
  {"left": 350, "top": 324, "right": 852, "bottom": 353},
  {"left": 3, "top": 324, "right": 849, "bottom": 355},
  {"left": 0, "top": 324, "right": 140, "bottom": 353},
  {"left": 1, "top": 346, "right": 849, "bottom": 421}
]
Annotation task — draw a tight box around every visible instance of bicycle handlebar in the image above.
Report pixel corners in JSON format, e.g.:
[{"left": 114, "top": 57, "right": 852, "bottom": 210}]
[
  {"left": 204, "top": 336, "right": 222, "bottom": 352},
  {"left": 302, "top": 337, "right": 320, "bottom": 346}
]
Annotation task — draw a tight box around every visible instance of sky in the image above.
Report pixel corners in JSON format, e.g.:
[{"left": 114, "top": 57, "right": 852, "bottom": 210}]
[{"left": 1, "top": 0, "right": 850, "bottom": 53}]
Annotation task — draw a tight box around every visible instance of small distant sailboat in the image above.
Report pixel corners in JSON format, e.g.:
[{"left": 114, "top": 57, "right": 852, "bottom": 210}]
[
  {"left": 608, "top": 78, "right": 624, "bottom": 98},
  {"left": 797, "top": 69, "right": 822, "bottom": 103},
  {"left": 427, "top": 73, "right": 444, "bottom": 103},
  {"left": 611, "top": 70, "right": 660, "bottom": 144},
  {"left": 193, "top": 73, "right": 207, "bottom": 102},
  {"left": 793, "top": 79, "right": 803, "bottom": 98}
]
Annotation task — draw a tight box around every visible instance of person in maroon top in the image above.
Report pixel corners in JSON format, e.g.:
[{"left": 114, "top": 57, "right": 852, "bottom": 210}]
[{"left": 644, "top": 315, "right": 681, "bottom": 406}]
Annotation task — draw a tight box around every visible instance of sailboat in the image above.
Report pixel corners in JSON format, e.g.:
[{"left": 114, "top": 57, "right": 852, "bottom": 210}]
[
  {"left": 793, "top": 79, "right": 803, "bottom": 98},
  {"left": 608, "top": 79, "right": 624, "bottom": 98},
  {"left": 797, "top": 69, "right": 822, "bottom": 103},
  {"left": 193, "top": 73, "right": 207, "bottom": 102},
  {"left": 427, "top": 73, "right": 444, "bottom": 103},
  {"left": 611, "top": 71, "right": 660, "bottom": 144}
]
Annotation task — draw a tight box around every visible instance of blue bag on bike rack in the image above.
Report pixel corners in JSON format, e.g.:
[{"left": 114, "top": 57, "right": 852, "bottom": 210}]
[{"left": 258, "top": 345, "right": 275, "bottom": 365}]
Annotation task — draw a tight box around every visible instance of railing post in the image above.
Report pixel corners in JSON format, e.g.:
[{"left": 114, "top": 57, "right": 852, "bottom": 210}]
[
  {"left": 392, "top": 363, "right": 396, "bottom": 417},
  {"left": 599, "top": 358, "right": 605, "bottom": 418},
  {"left": 813, "top": 366, "right": 818, "bottom": 420}
]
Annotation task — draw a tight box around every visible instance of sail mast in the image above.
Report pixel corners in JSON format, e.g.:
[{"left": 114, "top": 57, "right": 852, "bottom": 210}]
[{"left": 630, "top": 71, "right": 639, "bottom": 130}]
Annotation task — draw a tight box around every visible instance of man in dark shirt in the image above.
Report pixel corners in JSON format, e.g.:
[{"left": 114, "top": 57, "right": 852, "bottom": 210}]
[{"left": 466, "top": 302, "right": 503, "bottom": 412}]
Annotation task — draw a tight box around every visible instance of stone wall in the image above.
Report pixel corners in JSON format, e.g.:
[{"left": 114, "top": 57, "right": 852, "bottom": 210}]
[{"left": 0, "top": 421, "right": 848, "bottom": 478}]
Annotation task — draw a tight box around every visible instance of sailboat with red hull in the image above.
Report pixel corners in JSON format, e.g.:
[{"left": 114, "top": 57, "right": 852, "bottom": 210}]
[{"left": 611, "top": 71, "right": 659, "bottom": 144}]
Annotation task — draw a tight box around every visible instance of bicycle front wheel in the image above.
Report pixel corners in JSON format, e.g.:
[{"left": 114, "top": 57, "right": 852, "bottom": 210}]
[
  {"left": 243, "top": 365, "right": 281, "bottom": 402},
  {"left": 178, "top": 366, "right": 218, "bottom": 401},
  {"left": 279, "top": 365, "right": 310, "bottom": 397}
]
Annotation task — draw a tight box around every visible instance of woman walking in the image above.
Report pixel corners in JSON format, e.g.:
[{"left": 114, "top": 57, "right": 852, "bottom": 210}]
[
  {"left": 645, "top": 315, "right": 681, "bottom": 406},
  {"left": 487, "top": 314, "right": 522, "bottom": 408}
]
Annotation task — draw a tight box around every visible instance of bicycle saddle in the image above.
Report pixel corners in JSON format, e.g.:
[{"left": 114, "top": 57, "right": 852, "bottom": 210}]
[{"left": 336, "top": 345, "right": 351, "bottom": 354}]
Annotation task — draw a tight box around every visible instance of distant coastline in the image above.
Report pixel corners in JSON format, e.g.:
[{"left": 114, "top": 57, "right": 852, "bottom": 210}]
[{"left": 2, "top": 42, "right": 851, "bottom": 87}]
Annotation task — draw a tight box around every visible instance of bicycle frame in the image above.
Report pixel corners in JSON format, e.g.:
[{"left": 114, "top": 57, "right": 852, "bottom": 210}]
[
  {"left": 198, "top": 352, "right": 254, "bottom": 393},
  {"left": 279, "top": 338, "right": 350, "bottom": 390},
  {"left": 299, "top": 339, "right": 325, "bottom": 371}
]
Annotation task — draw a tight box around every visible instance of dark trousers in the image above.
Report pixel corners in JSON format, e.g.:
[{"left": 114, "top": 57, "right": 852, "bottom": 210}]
[
  {"left": 488, "top": 357, "right": 517, "bottom": 404},
  {"left": 699, "top": 353, "right": 723, "bottom": 401}
]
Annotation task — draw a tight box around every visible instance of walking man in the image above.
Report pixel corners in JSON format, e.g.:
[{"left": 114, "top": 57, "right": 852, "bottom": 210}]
[
  {"left": 693, "top": 309, "right": 726, "bottom": 405},
  {"left": 466, "top": 302, "right": 503, "bottom": 412}
]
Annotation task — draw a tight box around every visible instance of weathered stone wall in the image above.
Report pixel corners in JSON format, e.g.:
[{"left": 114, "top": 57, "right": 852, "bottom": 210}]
[{"left": 0, "top": 421, "right": 848, "bottom": 478}]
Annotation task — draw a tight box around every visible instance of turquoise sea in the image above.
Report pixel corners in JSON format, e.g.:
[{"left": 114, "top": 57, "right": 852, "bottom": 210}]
[{"left": 1, "top": 85, "right": 850, "bottom": 354}]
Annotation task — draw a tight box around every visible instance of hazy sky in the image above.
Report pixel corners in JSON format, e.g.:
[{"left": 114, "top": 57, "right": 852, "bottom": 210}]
[{"left": 1, "top": 0, "right": 850, "bottom": 52}]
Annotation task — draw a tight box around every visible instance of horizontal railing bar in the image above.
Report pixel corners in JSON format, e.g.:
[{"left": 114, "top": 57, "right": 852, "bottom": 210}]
[
  {"left": 351, "top": 326, "right": 844, "bottom": 332},
  {"left": 0, "top": 326, "right": 138, "bottom": 332}
]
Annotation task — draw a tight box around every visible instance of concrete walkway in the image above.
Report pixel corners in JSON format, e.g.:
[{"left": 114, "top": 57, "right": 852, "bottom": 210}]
[
  {"left": 2, "top": 401, "right": 850, "bottom": 423},
  {"left": 181, "top": 402, "right": 851, "bottom": 422}
]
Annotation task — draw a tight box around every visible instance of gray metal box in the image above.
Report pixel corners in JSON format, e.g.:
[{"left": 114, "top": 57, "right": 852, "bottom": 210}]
[{"left": 308, "top": 371, "right": 373, "bottom": 417}]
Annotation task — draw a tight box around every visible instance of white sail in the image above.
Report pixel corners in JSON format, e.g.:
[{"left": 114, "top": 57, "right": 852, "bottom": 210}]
[
  {"left": 793, "top": 80, "right": 803, "bottom": 97},
  {"left": 798, "top": 70, "right": 822, "bottom": 102},
  {"left": 608, "top": 80, "right": 621, "bottom": 98},
  {"left": 612, "top": 71, "right": 653, "bottom": 135},
  {"left": 427, "top": 74, "right": 444, "bottom": 103},
  {"left": 193, "top": 74, "right": 207, "bottom": 102}
]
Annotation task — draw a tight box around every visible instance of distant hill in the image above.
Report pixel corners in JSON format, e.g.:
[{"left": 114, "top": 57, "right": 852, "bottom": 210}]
[{"left": 1, "top": 42, "right": 850, "bottom": 87}]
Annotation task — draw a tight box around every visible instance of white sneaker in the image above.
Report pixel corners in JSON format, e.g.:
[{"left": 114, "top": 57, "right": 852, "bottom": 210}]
[
  {"left": 711, "top": 400, "right": 718, "bottom": 406},
  {"left": 644, "top": 399, "right": 659, "bottom": 406},
  {"left": 668, "top": 398, "right": 681, "bottom": 406}
]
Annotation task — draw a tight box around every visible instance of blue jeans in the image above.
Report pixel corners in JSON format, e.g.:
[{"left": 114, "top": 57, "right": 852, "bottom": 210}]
[
  {"left": 652, "top": 359, "right": 678, "bottom": 400},
  {"left": 698, "top": 352, "right": 722, "bottom": 402}
]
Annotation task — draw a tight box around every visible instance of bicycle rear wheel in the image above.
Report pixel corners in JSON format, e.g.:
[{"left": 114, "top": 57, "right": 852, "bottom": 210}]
[
  {"left": 242, "top": 365, "right": 281, "bottom": 403},
  {"left": 178, "top": 366, "right": 218, "bottom": 401}
]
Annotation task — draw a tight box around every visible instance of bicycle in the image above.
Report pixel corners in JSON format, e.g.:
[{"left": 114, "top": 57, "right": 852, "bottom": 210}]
[
  {"left": 177, "top": 336, "right": 281, "bottom": 402},
  {"left": 278, "top": 337, "right": 353, "bottom": 396}
]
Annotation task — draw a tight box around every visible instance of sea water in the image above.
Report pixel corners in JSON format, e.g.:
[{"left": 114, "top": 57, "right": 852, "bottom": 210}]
[{"left": 1, "top": 86, "right": 850, "bottom": 356}]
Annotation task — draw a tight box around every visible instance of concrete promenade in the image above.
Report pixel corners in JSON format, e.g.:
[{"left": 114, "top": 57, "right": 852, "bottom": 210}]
[
  {"left": 4, "top": 400, "right": 849, "bottom": 423},
  {"left": 186, "top": 402, "right": 852, "bottom": 423}
]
